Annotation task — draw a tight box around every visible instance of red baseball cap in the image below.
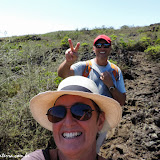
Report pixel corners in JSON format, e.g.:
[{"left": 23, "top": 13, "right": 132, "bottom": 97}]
[{"left": 93, "top": 35, "right": 111, "bottom": 45}]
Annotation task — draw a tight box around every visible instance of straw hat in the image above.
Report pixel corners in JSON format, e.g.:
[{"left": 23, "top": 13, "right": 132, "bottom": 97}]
[{"left": 30, "top": 76, "right": 122, "bottom": 132}]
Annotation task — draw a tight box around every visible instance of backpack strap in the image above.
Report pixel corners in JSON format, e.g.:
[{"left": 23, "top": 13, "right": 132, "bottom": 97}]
[
  {"left": 42, "top": 148, "right": 51, "bottom": 160},
  {"left": 110, "top": 63, "right": 119, "bottom": 81},
  {"left": 82, "top": 60, "right": 92, "bottom": 77},
  {"left": 82, "top": 60, "right": 119, "bottom": 81}
]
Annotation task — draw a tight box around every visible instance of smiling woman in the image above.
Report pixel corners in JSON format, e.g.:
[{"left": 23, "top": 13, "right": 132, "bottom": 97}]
[{"left": 22, "top": 76, "right": 122, "bottom": 160}]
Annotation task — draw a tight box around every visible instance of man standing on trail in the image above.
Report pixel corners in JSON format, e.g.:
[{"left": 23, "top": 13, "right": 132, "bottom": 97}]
[{"left": 58, "top": 35, "right": 126, "bottom": 106}]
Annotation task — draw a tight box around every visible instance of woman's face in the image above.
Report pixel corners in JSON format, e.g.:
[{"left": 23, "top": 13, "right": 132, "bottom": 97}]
[{"left": 52, "top": 95, "right": 105, "bottom": 155}]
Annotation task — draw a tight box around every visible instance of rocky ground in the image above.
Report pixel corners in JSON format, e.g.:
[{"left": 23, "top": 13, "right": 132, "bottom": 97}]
[{"left": 100, "top": 51, "right": 160, "bottom": 160}]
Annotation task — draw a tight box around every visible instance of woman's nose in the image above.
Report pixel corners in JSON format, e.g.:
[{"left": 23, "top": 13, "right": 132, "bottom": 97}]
[{"left": 63, "top": 109, "right": 77, "bottom": 127}]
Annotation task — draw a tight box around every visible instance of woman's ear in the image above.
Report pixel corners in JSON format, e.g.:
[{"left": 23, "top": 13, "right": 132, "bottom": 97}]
[{"left": 97, "top": 111, "right": 105, "bottom": 132}]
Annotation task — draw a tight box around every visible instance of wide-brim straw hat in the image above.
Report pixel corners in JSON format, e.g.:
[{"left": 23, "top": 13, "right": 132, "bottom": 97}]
[{"left": 30, "top": 76, "right": 122, "bottom": 133}]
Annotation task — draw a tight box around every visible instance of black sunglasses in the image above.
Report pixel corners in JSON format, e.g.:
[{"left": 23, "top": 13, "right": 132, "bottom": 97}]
[
  {"left": 95, "top": 43, "right": 110, "bottom": 48},
  {"left": 46, "top": 103, "right": 94, "bottom": 123}
]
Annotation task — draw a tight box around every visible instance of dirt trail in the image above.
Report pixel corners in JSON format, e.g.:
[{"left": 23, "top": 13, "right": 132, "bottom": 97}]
[{"left": 100, "top": 51, "right": 160, "bottom": 160}]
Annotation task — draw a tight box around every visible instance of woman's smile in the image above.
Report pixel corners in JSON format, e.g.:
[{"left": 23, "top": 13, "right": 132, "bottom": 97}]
[{"left": 62, "top": 132, "right": 82, "bottom": 139}]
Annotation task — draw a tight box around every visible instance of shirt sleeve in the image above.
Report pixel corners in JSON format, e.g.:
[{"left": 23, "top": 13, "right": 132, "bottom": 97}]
[
  {"left": 21, "top": 150, "right": 45, "bottom": 160},
  {"left": 116, "top": 69, "right": 126, "bottom": 94},
  {"left": 71, "top": 61, "right": 86, "bottom": 76}
]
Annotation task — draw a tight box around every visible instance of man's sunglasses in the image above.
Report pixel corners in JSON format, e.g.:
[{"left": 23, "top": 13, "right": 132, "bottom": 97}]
[
  {"left": 95, "top": 43, "right": 110, "bottom": 48},
  {"left": 46, "top": 103, "right": 94, "bottom": 123}
]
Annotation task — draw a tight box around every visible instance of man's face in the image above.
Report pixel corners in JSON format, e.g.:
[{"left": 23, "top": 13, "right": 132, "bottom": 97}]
[
  {"left": 52, "top": 95, "right": 104, "bottom": 155},
  {"left": 93, "top": 39, "right": 111, "bottom": 60}
]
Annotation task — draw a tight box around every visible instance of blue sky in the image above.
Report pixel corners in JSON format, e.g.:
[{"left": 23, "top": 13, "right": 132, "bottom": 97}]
[{"left": 0, "top": 0, "right": 160, "bottom": 37}]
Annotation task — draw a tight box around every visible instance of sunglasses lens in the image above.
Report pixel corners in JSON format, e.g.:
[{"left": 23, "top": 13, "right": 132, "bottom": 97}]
[
  {"left": 96, "top": 43, "right": 110, "bottom": 48},
  {"left": 47, "top": 106, "right": 66, "bottom": 123},
  {"left": 103, "top": 44, "right": 110, "bottom": 48},
  {"left": 47, "top": 103, "right": 94, "bottom": 123},
  {"left": 71, "top": 103, "right": 93, "bottom": 121},
  {"left": 95, "top": 43, "right": 102, "bottom": 48}
]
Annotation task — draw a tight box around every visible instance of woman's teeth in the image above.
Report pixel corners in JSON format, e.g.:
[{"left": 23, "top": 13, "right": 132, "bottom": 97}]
[
  {"left": 63, "top": 132, "right": 82, "bottom": 139},
  {"left": 100, "top": 52, "right": 105, "bottom": 54}
]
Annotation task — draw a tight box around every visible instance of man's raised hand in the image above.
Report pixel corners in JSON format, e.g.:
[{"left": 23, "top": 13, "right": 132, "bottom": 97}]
[{"left": 65, "top": 39, "right": 80, "bottom": 63}]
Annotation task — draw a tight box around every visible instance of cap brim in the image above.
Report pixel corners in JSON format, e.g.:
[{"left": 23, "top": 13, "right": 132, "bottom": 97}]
[{"left": 30, "top": 90, "right": 122, "bottom": 132}]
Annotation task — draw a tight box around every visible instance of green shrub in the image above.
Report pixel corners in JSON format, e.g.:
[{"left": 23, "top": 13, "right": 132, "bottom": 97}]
[
  {"left": 137, "top": 29, "right": 145, "bottom": 33},
  {"left": 117, "top": 38, "right": 127, "bottom": 49},
  {"left": 110, "top": 34, "right": 117, "bottom": 41},
  {"left": 133, "top": 36, "right": 151, "bottom": 51},
  {"left": 144, "top": 45, "right": 160, "bottom": 60},
  {"left": 81, "top": 43, "right": 89, "bottom": 47},
  {"left": 109, "top": 59, "right": 117, "bottom": 65},
  {"left": 120, "top": 25, "right": 130, "bottom": 30},
  {"left": 36, "top": 44, "right": 42, "bottom": 48},
  {"left": 155, "top": 38, "right": 160, "bottom": 45},
  {"left": 81, "top": 43, "right": 89, "bottom": 52},
  {"left": 53, "top": 72, "right": 63, "bottom": 87},
  {"left": 140, "top": 36, "right": 151, "bottom": 47},
  {"left": 126, "top": 39, "right": 136, "bottom": 51},
  {"left": 60, "top": 36, "right": 69, "bottom": 48}
]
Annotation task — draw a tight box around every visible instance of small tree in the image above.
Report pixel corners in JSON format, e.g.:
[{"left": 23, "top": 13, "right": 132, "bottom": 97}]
[{"left": 60, "top": 36, "right": 69, "bottom": 48}]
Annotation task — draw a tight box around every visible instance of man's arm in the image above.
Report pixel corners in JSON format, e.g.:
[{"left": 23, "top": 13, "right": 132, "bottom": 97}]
[
  {"left": 109, "top": 88, "right": 126, "bottom": 106},
  {"left": 58, "top": 39, "right": 80, "bottom": 79},
  {"left": 100, "top": 71, "right": 126, "bottom": 106},
  {"left": 58, "top": 60, "right": 74, "bottom": 78}
]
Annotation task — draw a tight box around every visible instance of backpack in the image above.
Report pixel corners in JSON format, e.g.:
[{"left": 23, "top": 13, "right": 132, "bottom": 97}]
[{"left": 82, "top": 60, "right": 119, "bottom": 81}]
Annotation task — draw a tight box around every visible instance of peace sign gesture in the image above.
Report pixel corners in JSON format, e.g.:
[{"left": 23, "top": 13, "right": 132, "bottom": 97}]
[{"left": 65, "top": 39, "right": 80, "bottom": 64}]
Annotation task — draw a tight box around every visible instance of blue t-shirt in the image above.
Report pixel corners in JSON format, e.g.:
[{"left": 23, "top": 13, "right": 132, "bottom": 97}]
[{"left": 71, "top": 59, "right": 126, "bottom": 97}]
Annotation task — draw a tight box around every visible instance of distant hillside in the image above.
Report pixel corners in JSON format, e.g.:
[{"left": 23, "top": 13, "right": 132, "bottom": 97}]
[{"left": 0, "top": 23, "right": 160, "bottom": 159}]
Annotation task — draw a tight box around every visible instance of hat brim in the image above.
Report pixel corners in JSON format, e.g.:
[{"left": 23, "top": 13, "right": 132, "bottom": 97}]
[{"left": 30, "top": 90, "right": 122, "bottom": 133}]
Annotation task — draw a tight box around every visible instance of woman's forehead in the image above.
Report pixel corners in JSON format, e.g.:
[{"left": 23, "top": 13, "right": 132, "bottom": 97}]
[{"left": 55, "top": 94, "right": 92, "bottom": 105}]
